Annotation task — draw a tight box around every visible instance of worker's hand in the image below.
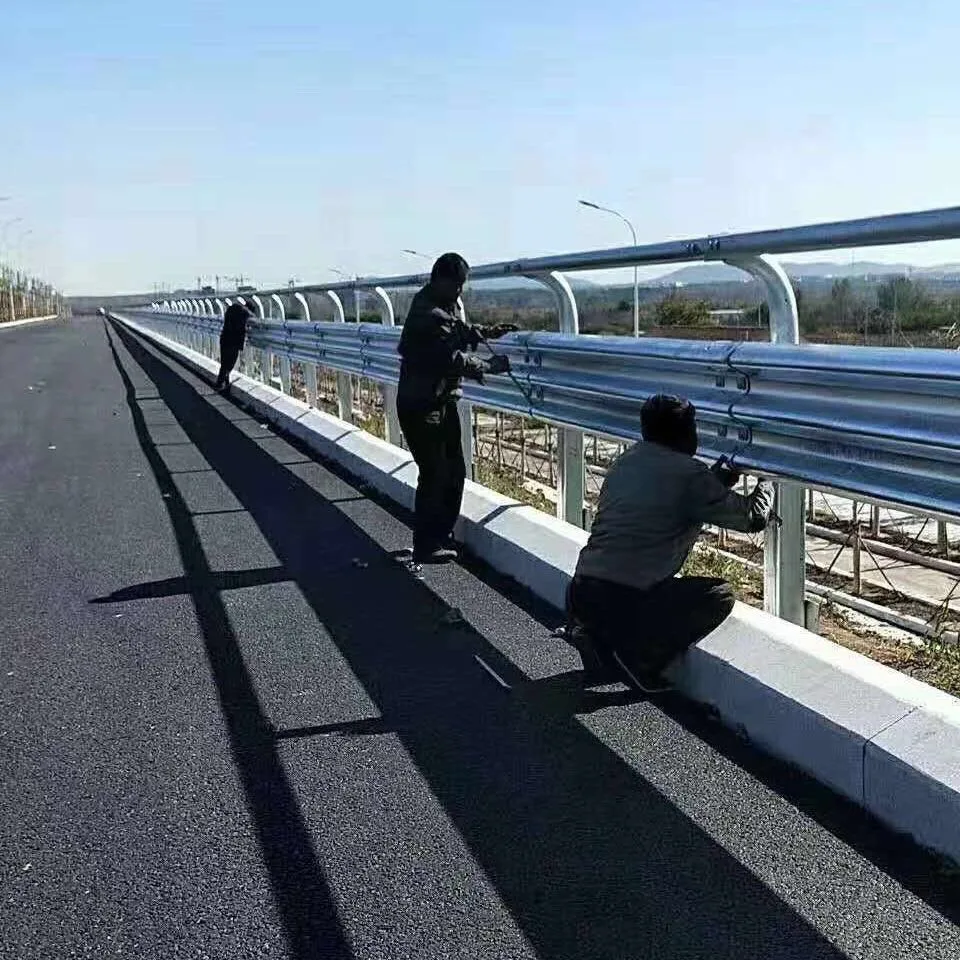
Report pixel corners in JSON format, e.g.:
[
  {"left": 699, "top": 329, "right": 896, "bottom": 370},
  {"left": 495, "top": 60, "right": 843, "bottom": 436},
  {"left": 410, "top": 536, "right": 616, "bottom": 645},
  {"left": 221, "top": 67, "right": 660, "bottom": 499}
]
[
  {"left": 711, "top": 456, "right": 741, "bottom": 489},
  {"left": 487, "top": 323, "right": 519, "bottom": 340},
  {"left": 461, "top": 323, "right": 484, "bottom": 350},
  {"left": 487, "top": 354, "right": 511, "bottom": 376}
]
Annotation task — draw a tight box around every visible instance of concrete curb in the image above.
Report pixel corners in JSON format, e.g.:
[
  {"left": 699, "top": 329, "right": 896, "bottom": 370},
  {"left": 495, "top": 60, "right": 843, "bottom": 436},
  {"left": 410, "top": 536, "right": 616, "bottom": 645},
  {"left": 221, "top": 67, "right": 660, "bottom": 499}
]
[
  {"left": 113, "top": 313, "right": 960, "bottom": 867},
  {"left": 0, "top": 314, "right": 60, "bottom": 331}
]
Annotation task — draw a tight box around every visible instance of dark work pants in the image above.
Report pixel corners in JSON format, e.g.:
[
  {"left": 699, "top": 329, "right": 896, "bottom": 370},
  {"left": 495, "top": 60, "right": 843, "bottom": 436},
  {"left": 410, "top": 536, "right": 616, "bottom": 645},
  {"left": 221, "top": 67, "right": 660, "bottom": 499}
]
[
  {"left": 398, "top": 401, "right": 466, "bottom": 555},
  {"left": 217, "top": 333, "right": 244, "bottom": 388},
  {"left": 567, "top": 575, "right": 735, "bottom": 675}
]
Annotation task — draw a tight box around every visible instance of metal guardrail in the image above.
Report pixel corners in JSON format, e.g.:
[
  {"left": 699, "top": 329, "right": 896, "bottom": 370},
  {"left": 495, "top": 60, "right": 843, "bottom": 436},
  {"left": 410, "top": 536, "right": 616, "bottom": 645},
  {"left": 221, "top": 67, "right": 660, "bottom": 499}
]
[
  {"left": 123, "top": 203, "right": 960, "bottom": 629},
  {"left": 133, "top": 310, "right": 960, "bottom": 523}
]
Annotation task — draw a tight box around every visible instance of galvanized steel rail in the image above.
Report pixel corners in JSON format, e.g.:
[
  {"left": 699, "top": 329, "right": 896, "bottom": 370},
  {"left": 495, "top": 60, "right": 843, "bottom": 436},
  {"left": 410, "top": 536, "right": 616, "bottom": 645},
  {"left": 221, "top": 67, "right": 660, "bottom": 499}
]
[{"left": 126, "top": 203, "right": 960, "bottom": 628}]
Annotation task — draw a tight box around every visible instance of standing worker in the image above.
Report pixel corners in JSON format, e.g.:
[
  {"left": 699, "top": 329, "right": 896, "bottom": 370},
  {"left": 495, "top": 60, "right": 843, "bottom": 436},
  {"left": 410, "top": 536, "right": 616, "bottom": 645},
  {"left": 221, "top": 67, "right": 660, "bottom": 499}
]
[
  {"left": 397, "top": 252, "right": 514, "bottom": 564},
  {"left": 216, "top": 301, "right": 254, "bottom": 392}
]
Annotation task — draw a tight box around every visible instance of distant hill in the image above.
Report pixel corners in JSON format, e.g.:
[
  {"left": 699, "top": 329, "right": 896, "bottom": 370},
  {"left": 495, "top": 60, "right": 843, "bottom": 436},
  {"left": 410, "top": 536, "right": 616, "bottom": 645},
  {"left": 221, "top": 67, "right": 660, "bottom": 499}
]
[
  {"left": 467, "top": 275, "right": 598, "bottom": 291},
  {"left": 650, "top": 261, "right": 960, "bottom": 285}
]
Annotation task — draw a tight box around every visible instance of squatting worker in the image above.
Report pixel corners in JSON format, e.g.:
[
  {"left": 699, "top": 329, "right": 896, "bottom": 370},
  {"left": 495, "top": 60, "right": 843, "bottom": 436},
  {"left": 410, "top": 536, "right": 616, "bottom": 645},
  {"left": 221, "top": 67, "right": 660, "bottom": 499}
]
[
  {"left": 566, "top": 394, "right": 775, "bottom": 691},
  {"left": 216, "top": 301, "right": 254, "bottom": 392},
  {"left": 397, "top": 252, "right": 515, "bottom": 564}
]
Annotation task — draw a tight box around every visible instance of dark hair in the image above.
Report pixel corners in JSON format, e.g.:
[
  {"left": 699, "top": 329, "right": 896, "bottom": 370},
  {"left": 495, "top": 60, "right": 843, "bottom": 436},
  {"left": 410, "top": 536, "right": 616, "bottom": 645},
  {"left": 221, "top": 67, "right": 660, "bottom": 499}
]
[
  {"left": 430, "top": 252, "right": 470, "bottom": 284},
  {"left": 640, "top": 394, "right": 698, "bottom": 456},
  {"left": 224, "top": 302, "right": 253, "bottom": 323}
]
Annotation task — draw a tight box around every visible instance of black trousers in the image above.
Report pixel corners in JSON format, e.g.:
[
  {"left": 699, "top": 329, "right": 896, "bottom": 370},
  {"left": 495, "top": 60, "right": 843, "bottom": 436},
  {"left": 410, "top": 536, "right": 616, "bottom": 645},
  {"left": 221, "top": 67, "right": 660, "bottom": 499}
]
[
  {"left": 567, "top": 574, "right": 735, "bottom": 675},
  {"left": 216, "top": 333, "right": 244, "bottom": 388},
  {"left": 398, "top": 401, "right": 466, "bottom": 554}
]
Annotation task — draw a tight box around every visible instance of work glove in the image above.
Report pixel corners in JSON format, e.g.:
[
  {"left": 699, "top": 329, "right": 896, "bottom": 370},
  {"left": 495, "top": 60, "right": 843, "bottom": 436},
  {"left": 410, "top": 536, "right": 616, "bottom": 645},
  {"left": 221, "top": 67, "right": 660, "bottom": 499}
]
[
  {"left": 461, "top": 323, "right": 484, "bottom": 350},
  {"left": 710, "top": 456, "right": 741, "bottom": 489},
  {"left": 486, "top": 354, "right": 511, "bottom": 376}
]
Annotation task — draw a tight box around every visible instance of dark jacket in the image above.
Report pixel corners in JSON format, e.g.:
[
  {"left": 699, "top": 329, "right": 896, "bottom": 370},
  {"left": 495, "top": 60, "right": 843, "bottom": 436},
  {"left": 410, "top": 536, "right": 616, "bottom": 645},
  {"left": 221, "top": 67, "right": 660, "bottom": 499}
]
[
  {"left": 221, "top": 303, "right": 249, "bottom": 346},
  {"left": 397, "top": 285, "right": 488, "bottom": 411}
]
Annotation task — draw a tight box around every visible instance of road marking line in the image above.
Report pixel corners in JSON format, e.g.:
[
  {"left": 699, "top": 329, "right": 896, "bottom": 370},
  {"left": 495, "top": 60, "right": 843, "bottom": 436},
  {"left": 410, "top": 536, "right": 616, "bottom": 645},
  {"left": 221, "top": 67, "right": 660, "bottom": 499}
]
[{"left": 474, "top": 655, "right": 511, "bottom": 690}]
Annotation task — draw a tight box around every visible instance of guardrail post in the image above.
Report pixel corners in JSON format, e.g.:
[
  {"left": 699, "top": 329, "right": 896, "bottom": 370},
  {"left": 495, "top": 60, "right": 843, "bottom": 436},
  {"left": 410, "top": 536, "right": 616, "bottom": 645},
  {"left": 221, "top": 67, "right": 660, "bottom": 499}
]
[
  {"left": 726, "top": 254, "right": 806, "bottom": 625},
  {"left": 203, "top": 299, "right": 216, "bottom": 357},
  {"left": 294, "top": 294, "right": 319, "bottom": 406},
  {"left": 268, "top": 296, "right": 292, "bottom": 394},
  {"left": 326, "top": 292, "right": 354, "bottom": 421},
  {"left": 213, "top": 299, "right": 226, "bottom": 366},
  {"left": 372, "top": 286, "right": 402, "bottom": 445},
  {"left": 457, "top": 296, "right": 474, "bottom": 478},
  {"left": 526, "top": 270, "right": 585, "bottom": 527},
  {"left": 247, "top": 296, "right": 267, "bottom": 382}
]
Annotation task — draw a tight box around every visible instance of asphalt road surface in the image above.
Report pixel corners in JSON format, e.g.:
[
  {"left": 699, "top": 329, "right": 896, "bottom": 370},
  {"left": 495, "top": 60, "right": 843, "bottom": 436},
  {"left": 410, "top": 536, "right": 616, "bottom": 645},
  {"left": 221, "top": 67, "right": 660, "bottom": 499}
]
[{"left": 1, "top": 315, "right": 958, "bottom": 959}]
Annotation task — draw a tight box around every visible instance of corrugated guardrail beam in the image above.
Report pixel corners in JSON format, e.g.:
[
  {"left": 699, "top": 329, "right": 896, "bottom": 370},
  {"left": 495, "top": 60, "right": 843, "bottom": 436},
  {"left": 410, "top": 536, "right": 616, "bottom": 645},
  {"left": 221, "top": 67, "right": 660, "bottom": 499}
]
[{"left": 128, "top": 309, "right": 960, "bottom": 524}]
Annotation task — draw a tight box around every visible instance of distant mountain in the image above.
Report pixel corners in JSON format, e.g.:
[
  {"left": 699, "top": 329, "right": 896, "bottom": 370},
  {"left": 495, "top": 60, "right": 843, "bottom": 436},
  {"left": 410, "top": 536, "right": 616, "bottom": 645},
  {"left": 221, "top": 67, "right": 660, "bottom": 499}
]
[
  {"left": 650, "top": 261, "right": 960, "bottom": 285},
  {"left": 466, "top": 275, "right": 598, "bottom": 292}
]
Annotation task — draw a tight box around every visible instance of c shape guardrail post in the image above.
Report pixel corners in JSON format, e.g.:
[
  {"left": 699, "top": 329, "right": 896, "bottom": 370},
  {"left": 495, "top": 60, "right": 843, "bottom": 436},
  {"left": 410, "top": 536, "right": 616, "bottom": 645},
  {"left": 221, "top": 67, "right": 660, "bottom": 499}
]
[
  {"left": 212, "top": 299, "right": 226, "bottom": 366},
  {"left": 372, "top": 287, "right": 402, "bottom": 445},
  {"left": 203, "top": 299, "right": 216, "bottom": 356},
  {"left": 269, "top": 296, "right": 292, "bottom": 394},
  {"left": 294, "top": 294, "right": 319, "bottom": 406},
  {"left": 456, "top": 296, "right": 474, "bottom": 480},
  {"left": 725, "top": 254, "right": 806, "bottom": 626},
  {"left": 526, "top": 270, "right": 585, "bottom": 527},
  {"left": 294, "top": 292, "right": 310, "bottom": 322},
  {"left": 245, "top": 296, "right": 265, "bottom": 381},
  {"left": 326, "top": 291, "right": 354, "bottom": 421}
]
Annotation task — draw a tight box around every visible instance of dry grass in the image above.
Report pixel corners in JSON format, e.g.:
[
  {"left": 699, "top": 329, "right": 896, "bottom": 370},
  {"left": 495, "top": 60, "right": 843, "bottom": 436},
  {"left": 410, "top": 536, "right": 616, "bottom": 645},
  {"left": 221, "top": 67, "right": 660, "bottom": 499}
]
[
  {"left": 474, "top": 461, "right": 553, "bottom": 514},
  {"left": 684, "top": 546, "right": 960, "bottom": 697}
]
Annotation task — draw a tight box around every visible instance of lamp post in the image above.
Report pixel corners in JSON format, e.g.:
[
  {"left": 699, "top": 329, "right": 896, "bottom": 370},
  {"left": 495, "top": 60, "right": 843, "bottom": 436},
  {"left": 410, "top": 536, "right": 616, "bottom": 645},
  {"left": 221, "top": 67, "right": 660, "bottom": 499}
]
[{"left": 578, "top": 199, "right": 639, "bottom": 337}]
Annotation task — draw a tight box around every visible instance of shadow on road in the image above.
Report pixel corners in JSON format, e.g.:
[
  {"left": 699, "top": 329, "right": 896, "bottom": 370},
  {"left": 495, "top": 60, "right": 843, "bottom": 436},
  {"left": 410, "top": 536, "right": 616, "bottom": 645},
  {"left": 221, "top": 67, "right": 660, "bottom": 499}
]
[
  {"left": 104, "top": 325, "right": 355, "bottom": 960},
  {"left": 102, "top": 318, "right": 901, "bottom": 959}
]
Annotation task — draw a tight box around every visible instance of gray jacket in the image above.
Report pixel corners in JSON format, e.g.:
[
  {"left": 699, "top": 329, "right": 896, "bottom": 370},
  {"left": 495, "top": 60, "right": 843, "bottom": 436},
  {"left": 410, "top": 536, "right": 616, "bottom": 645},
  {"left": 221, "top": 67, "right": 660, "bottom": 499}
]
[{"left": 575, "top": 440, "right": 774, "bottom": 591}]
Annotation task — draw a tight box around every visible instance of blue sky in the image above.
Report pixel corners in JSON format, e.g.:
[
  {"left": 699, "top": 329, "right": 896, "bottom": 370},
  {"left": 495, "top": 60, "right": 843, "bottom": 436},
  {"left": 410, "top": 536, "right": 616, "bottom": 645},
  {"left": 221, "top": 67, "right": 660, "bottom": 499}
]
[{"left": 4, "top": 0, "right": 960, "bottom": 294}]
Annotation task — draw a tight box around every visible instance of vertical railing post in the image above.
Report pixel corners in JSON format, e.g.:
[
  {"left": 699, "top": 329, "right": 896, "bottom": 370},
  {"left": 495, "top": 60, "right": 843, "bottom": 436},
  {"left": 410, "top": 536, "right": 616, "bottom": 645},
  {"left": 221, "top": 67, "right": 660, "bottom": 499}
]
[
  {"left": 725, "top": 254, "right": 805, "bottom": 626},
  {"left": 245, "top": 296, "right": 266, "bottom": 383},
  {"left": 295, "top": 294, "right": 318, "bottom": 407},
  {"left": 326, "top": 291, "right": 354, "bottom": 422},
  {"left": 265, "top": 295, "right": 291, "bottom": 392},
  {"left": 526, "top": 271, "right": 584, "bottom": 527},
  {"left": 371, "top": 286, "right": 402, "bottom": 445},
  {"left": 456, "top": 296, "right": 475, "bottom": 479}
]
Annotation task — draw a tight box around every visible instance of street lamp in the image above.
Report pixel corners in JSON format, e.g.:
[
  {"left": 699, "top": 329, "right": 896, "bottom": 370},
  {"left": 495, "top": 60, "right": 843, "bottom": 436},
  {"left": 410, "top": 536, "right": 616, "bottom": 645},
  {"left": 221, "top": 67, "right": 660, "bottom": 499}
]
[{"left": 579, "top": 199, "right": 640, "bottom": 337}]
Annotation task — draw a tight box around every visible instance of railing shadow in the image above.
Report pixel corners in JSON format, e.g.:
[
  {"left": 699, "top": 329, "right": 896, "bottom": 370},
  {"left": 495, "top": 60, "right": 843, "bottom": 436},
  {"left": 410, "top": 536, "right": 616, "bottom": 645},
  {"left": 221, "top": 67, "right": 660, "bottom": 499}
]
[
  {"left": 104, "top": 318, "right": 863, "bottom": 959},
  {"left": 103, "top": 325, "right": 354, "bottom": 960}
]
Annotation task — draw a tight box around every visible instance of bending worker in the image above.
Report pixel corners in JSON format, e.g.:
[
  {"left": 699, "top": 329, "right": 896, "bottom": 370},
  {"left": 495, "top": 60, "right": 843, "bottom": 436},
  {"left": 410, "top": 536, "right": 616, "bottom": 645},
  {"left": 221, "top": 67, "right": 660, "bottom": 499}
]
[
  {"left": 566, "top": 393, "right": 775, "bottom": 691},
  {"left": 397, "top": 252, "right": 514, "bottom": 564},
  {"left": 216, "top": 301, "right": 254, "bottom": 392}
]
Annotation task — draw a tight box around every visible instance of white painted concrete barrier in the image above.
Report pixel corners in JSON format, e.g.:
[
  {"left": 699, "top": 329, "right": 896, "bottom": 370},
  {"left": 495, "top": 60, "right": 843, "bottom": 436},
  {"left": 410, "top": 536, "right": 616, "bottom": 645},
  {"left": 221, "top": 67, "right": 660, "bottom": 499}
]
[
  {"left": 113, "top": 312, "right": 960, "bottom": 867},
  {"left": 0, "top": 314, "right": 60, "bottom": 331}
]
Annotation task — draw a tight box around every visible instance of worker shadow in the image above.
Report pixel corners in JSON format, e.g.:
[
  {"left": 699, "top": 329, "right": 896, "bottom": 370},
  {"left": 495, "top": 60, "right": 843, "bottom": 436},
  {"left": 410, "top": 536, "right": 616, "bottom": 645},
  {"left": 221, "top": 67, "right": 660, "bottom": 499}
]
[
  {"left": 513, "top": 671, "right": 648, "bottom": 715},
  {"left": 104, "top": 319, "right": 953, "bottom": 958}
]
